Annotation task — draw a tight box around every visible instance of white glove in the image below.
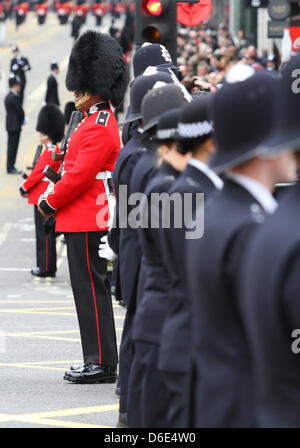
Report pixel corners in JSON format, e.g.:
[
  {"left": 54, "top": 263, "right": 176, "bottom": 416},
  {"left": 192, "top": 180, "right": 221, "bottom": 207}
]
[
  {"left": 38, "top": 182, "right": 54, "bottom": 205},
  {"left": 98, "top": 235, "right": 117, "bottom": 261}
]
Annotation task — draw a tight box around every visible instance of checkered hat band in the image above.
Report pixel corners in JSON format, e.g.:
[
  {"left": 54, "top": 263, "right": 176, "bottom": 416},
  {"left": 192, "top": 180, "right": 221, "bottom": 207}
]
[
  {"left": 157, "top": 128, "right": 177, "bottom": 140},
  {"left": 178, "top": 121, "right": 213, "bottom": 138}
]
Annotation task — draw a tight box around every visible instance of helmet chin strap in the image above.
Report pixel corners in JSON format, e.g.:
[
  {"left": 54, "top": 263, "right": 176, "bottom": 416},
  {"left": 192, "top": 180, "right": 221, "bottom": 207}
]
[
  {"left": 40, "top": 135, "right": 49, "bottom": 143},
  {"left": 75, "top": 92, "right": 91, "bottom": 109}
]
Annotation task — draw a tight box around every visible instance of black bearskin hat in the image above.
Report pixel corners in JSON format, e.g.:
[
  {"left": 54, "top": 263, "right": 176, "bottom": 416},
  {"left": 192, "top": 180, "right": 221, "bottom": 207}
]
[
  {"left": 36, "top": 104, "right": 65, "bottom": 143},
  {"left": 65, "top": 31, "right": 128, "bottom": 107}
]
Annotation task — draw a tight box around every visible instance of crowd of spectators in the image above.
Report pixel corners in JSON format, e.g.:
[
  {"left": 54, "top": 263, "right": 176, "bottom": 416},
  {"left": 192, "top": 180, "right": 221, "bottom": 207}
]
[{"left": 177, "top": 23, "right": 279, "bottom": 94}]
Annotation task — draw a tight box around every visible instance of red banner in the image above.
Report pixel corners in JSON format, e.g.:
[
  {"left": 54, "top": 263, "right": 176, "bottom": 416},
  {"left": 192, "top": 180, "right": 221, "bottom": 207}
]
[{"left": 177, "top": 1, "right": 212, "bottom": 26}]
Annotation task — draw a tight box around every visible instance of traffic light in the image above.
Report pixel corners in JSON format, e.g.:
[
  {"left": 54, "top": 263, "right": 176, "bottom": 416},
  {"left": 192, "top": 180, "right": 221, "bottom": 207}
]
[{"left": 135, "top": 0, "right": 177, "bottom": 63}]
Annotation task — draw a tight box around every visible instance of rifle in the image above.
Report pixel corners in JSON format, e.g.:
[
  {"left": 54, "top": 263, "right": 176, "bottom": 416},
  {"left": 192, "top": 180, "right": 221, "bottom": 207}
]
[
  {"left": 43, "top": 165, "right": 61, "bottom": 184},
  {"left": 52, "top": 110, "right": 84, "bottom": 162},
  {"left": 44, "top": 110, "right": 84, "bottom": 184},
  {"left": 22, "top": 144, "right": 43, "bottom": 179}
]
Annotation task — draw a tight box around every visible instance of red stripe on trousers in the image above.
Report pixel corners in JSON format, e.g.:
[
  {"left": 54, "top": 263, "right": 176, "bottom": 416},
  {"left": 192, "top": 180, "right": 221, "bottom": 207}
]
[{"left": 85, "top": 232, "right": 102, "bottom": 365}]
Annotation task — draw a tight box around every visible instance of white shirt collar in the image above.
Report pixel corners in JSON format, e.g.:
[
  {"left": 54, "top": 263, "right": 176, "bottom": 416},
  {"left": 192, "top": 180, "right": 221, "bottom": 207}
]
[
  {"left": 188, "top": 158, "right": 224, "bottom": 190},
  {"left": 227, "top": 172, "right": 278, "bottom": 214},
  {"left": 51, "top": 71, "right": 57, "bottom": 78}
]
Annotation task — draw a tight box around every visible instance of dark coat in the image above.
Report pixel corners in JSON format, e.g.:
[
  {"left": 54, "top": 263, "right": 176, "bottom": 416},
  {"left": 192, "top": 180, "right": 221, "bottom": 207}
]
[
  {"left": 125, "top": 138, "right": 158, "bottom": 312},
  {"left": 132, "top": 163, "right": 180, "bottom": 345},
  {"left": 158, "top": 164, "right": 218, "bottom": 373},
  {"left": 10, "top": 56, "right": 31, "bottom": 86},
  {"left": 186, "top": 178, "right": 265, "bottom": 428},
  {"left": 45, "top": 74, "right": 59, "bottom": 106},
  {"left": 240, "top": 181, "right": 300, "bottom": 428},
  {"left": 121, "top": 105, "right": 139, "bottom": 146},
  {"left": 4, "top": 91, "right": 24, "bottom": 132},
  {"left": 108, "top": 130, "right": 144, "bottom": 279}
]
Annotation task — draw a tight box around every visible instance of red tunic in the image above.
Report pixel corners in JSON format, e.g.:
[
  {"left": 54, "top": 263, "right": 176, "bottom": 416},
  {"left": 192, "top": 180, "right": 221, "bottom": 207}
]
[
  {"left": 35, "top": 2, "right": 48, "bottom": 15},
  {"left": 74, "top": 3, "right": 88, "bottom": 16},
  {"left": 56, "top": 1, "right": 72, "bottom": 15},
  {"left": 92, "top": 2, "right": 106, "bottom": 16},
  {"left": 46, "top": 105, "right": 120, "bottom": 232},
  {"left": 22, "top": 144, "right": 61, "bottom": 205},
  {"left": 16, "top": 2, "right": 29, "bottom": 14}
]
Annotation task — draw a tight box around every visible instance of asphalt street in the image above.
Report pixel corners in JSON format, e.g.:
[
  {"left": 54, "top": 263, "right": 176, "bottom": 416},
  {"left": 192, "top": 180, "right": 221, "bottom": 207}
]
[{"left": 0, "top": 11, "right": 126, "bottom": 428}]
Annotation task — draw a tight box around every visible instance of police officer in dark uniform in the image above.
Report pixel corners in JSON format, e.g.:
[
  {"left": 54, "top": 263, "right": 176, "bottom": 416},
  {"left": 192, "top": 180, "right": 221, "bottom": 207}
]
[
  {"left": 239, "top": 55, "right": 300, "bottom": 428},
  {"left": 185, "top": 66, "right": 298, "bottom": 428},
  {"left": 38, "top": 31, "right": 127, "bottom": 384},
  {"left": 10, "top": 44, "right": 31, "bottom": 105},
  {"left": 158, "top": 95, "right": 223, "bottom": 428},
  {"left": 4, "top": 74, "right": 24, "bottom": 174},
  {"left": 101, "top": 42, "right": 178, "bottom": 427},
  {"left": 127, "top": 84, "right": 190, "bottom": 428},
  {"left": 122, "top": 43, "right": 177, "bottom": 147},
  {"left": 100, "top": 72, "right": 175, "bottom": 427},
  {"left": 20, "top": 104, "right": 65, "bottom": 278},
  {"left": 45, "top": 61, "right": 60, "bottom": 106}
]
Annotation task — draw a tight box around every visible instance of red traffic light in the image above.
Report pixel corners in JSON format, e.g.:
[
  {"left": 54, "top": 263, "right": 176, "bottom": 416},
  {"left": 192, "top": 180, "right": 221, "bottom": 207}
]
[
  {"left": 146, "top": 0, "right": 162, "bottom": 15},
  {"left": 141, "top": 0, "right": 170, "bottom": 17}
]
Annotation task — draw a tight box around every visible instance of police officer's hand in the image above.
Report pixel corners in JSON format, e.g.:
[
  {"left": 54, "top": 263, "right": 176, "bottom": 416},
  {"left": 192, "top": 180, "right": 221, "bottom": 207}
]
[{"left": 98, "top": 235, "right": 118, "bottom": 261}]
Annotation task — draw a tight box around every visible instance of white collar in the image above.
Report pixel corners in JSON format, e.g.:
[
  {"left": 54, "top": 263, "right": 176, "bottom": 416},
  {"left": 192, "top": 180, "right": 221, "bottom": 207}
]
[
  {"left": 51, "top": 71, "right": 57, "bottom": 78},
  {"left": 227, "top": 172, "right": 278, "bottom": 214},
  {"left": 189, "top": 158, "right": 224, "bottom": 190}
]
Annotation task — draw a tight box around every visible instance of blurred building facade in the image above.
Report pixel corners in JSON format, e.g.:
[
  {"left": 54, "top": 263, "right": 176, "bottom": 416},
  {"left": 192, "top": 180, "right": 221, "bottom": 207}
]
[{"left": 210, "top": 1, "right": 276, "bottom": 56}]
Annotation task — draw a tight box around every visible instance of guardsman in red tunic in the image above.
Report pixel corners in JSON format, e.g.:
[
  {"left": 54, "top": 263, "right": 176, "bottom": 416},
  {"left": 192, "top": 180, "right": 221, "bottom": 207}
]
[
  {"left": 92, "top": 0, "right": 106, "bottom": 27},
  {"left": 38, "top": 31, "right": 127, "bottom": 384},
  {"left": 74, "top": 0, "right": 88, "bottom": 20},
  {"left": 35, "top": 0, "right": 48, "bottom": 25},
  {"left": 56, "top": 0, "right": 72, "bottom": 25},
  {"left": 15, "top": 0, "right": 29, "bottom": 28},
  {"left": 19, "top": 105, "right": 65, "bottom": 278},
  {"left": 71, "top": 0, "right": 88, "bottom": 40}
]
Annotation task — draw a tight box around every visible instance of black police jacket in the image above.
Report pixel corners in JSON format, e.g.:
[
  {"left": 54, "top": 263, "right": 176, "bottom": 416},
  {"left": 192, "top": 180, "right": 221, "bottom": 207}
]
[
  {"left": 121, "top": 105, "right": 139, "bottom": 146},
  {"left": 4, "top": 91, "right": 24, "bottom": 132},
  {"left": 126, "top": 138, "right": 158, "bottom": 313},
  {"left": 240, "top": 181, "right": 300, "bottom": 428},
  {"left": 186, "top": 178, "right": 265, "bottom": 428},
  {"left": 132, "top": 162, "right": 180, "bottom": 345},
  {"left": 108, "top": 129, "right": 144, "bottom": 254},
  {"left": 108, "top": 131, "right": 145, "bottom": 312},
  {"left": 10, "top": 56, "right": 31, "bottom": 85},
  {"left": 158, "top": 164, "right": 218, "bottom": 373}
]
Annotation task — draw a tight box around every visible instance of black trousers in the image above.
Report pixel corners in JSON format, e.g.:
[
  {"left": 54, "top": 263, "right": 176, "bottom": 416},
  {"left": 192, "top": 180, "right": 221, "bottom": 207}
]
[
  {"left": 119, "top": 312, "right": 134, "bottom": 413},
  {"left": 127, "top": 341, "right": 170, "bottom": 428},
  {"left": 34, "top": 206, "right": 56, "bottom": 273},
  {"left": 64, "top": 231, "right": 118, "bottom": 366},
  {"left": 7, "top": 130, "right": 21, "bottom": 172},
  {"left": 161, "top": 370, "right": 189, "bottom": 428},
  {"left": 20, "top": 83, "right": 25, "bottom": 105}
]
